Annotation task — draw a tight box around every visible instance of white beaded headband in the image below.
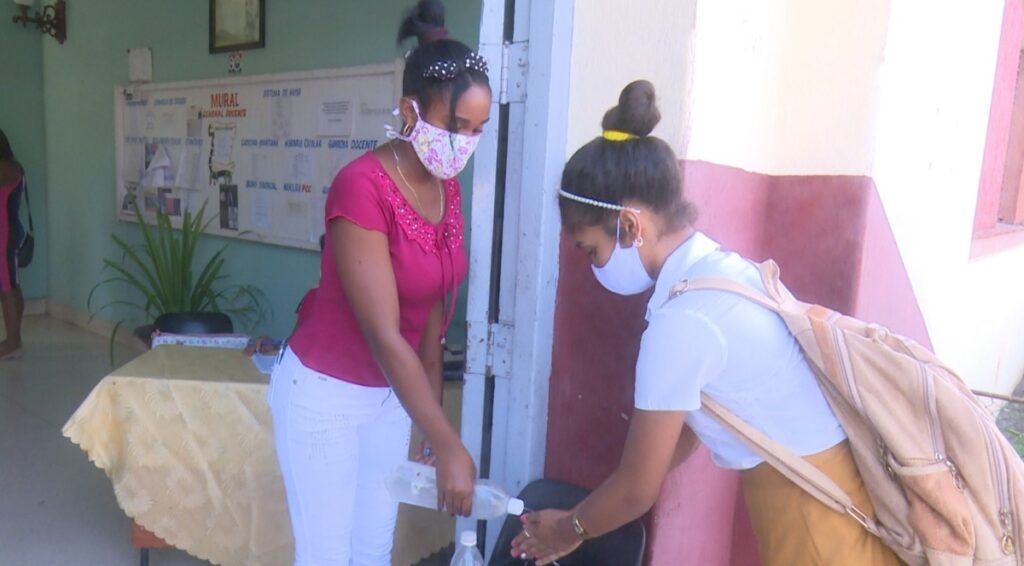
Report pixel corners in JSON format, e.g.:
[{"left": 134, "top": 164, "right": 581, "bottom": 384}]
[{"left": 558, "top": 189, "right": 640, "bottom": 213}]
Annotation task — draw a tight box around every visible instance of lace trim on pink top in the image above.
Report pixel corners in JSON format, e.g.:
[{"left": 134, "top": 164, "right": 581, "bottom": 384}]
[{"left": 373, "top": 168, "right": 464, "bottom": 255}]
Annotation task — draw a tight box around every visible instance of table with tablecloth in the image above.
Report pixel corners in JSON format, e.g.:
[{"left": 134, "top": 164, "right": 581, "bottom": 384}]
[{"left": 62, "top": 344, "right": 454, "bottom": 566}]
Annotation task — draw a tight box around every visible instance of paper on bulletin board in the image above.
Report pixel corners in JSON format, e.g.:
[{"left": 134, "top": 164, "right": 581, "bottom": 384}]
[
  {"left": 289, "top": 151, "right": 317, "bottom": 185},
  {"left": 249, "top": 152, "right": 271, "bottom": 183},
  {"left": 309, "top": 194, "right": 328, "bottom": 243},
  {"left": 209, "top": 122, "right": 237, "bottom": 174},
  {"left": 120, "top": 182, "right": 139, "bottom": 212},
  {"left": 121, "top": 142, "right": 144, "bottom": 184},
  {"left": 219, "top": 184, "right": 239, "bottom": 231},
  {"left": 124, "top": 105, "right": 144, "bottom": 138},
  {"left": 142, "top": 188, "right": 160, "bottom": 213},
  {"left": 271, "top": 97, "right": 293, "bottom": 141},
  {"left": 175, "top": 141, "right": 205, "bottom": 190},
  {"left": 141, "top": 145, "right": 172, "bottom": 187},
  {"left": 158, "top": 187, "right": 182, "bottom": 216},
  {"left": 160, "top": 110, "right": 178, "bottom": 129},
  {"left": 186, "top": 106, "right": 203, "bottom": 138},
  {"left": 252, "top": 191, "right": 272, "bottom": 229},
  {"left": 318, "top": 100, "right": 353, "bottom": 138}
]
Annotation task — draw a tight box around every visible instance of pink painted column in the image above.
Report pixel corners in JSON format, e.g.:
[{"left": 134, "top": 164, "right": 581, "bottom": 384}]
[{"left": 974, "top": 0, "right": 1024, "bottom": 234}]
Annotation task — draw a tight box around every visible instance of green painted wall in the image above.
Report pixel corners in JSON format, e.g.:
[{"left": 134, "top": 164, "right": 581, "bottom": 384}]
[
  {"left": 1, "top": 24, "right": 47, "bottom": 299},
  {"left": 42, "top": 0, "right": 481, "bottom": 341}
]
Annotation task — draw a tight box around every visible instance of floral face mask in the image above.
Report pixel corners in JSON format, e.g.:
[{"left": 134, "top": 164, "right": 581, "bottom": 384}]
[{"left": 386, "top": 99, "right": 482, "bottom": 180}]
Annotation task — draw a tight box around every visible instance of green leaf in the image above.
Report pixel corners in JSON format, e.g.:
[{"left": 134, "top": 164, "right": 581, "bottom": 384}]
[
  {"left": 89, "top": 300, "right": 147, "bottom": 320},
  {"left": 109, "top": 234, "right": 161, "bottom": 307},
  {"left": 108, "top": 319, "right": 125, "bottom": 367},
  {"left": 101, "top": 260, "right": 161, "bottom": 307},
  {"left": 91, "top": 198, "right": 268, "bottom": 331}
]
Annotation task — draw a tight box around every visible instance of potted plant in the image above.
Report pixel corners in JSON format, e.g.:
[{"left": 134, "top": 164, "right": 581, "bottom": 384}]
[{"left": 88, "top": 200, "right": 268, "bottom": 361}]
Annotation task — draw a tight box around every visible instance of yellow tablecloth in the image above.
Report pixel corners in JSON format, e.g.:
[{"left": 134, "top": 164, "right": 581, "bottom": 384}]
[
  {"left": 63, "top": 345, "right": 291, "bottom": 566},
  {"left": 62, "top": 345, "right": 455, "bottom": 566}
]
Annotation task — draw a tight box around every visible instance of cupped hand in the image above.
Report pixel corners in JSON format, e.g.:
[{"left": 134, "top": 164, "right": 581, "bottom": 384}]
[{"left": 510, "top": 509, "right": 582, "bottom": 565}]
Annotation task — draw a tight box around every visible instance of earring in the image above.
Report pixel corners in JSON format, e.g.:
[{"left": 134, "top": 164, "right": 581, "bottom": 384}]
[
  {"left": 402, "top": 122, "right": 414, "bottom": 136},
  {"left": 634, "top": 236, "right": 644, "bottom": 247}
]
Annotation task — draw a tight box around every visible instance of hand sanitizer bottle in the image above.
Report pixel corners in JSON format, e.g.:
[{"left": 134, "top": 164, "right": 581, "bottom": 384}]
[
  {"left": 385, "top": 461, "right": 526, "bottom": 519},
  {"left": 450, "top": 531, "right": 484, "bottom": 566}
]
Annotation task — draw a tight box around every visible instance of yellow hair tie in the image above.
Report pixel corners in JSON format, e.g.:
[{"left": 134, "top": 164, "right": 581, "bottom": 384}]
[{"left": 602, "top": 130, "right": 639, "bottom": 142}]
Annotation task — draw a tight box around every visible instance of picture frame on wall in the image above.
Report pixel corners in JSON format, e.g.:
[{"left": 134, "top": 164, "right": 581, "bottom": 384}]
[{"left": 209, "top": 0, "right": 265, "bottom": 54}]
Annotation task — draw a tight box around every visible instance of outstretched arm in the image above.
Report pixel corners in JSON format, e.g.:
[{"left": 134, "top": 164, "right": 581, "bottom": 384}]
[
  {"left": 332, "top": 218, "right": 476, "bottom": 516},
  {"left": 512, "top": 409, "right": 686, "bottom": 564}
]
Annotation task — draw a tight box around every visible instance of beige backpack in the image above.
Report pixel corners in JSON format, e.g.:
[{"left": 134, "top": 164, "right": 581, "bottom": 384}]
[{"left": 667, "top": 260, "right": 1024, "bottom": 565}]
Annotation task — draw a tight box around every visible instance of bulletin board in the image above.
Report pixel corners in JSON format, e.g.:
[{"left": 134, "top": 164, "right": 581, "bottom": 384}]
[{"left": 114, "top": 61, "right": 403, "bottom": 250}]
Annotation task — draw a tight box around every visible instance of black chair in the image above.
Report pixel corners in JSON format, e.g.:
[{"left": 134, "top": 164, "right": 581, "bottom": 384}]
[
  {"left": 153, "top": 312, "right": 234, "bottom": 335},
  {"left": 489, "top": 479, "right": 646, "bottom": 566}
]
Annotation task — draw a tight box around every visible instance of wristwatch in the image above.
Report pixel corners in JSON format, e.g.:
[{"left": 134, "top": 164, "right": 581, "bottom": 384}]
[{"left": 572, "top": 514, "right": 591, "bottom": 540}]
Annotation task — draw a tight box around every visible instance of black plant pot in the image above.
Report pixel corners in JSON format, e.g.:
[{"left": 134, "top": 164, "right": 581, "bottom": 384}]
[
  {"left": 131, "top": 313, "right": 234, "bottom": 350},
  {"left": 153, "top": 312, "right": 234, "bottom": 336}
]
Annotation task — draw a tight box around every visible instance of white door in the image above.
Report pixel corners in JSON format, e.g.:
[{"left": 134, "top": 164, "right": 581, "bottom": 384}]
[{"left": 461, "top": 0, "right": 574, "bottom": 558}]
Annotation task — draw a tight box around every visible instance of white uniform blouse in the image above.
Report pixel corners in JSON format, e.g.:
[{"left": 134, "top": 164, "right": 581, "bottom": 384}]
[{"left": 634, "top": 232, "right": 846, "bottom": 470}]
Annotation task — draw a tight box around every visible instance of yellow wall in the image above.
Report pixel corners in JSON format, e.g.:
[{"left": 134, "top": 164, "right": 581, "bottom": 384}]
[{"left": 565, "top": 0, "right": 696, "bottom": 156}]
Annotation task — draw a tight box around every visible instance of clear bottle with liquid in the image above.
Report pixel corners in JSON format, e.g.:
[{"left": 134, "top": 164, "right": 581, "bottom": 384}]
[
  {"left": 385, "top": 461, "right": 525, "bottom": 520},
  {"left": 450, "top": 531, "right": 484, "bottom": 566}
]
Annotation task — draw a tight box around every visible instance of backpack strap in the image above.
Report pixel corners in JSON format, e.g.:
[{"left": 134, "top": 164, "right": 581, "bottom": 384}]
[
  {"left": 22, "top": 176, "right": 34, "bottom": 236},
  {"left": 662, "top": 260, "right": 789, "bottom": 312},
  {"left": 700, "top": 393, "right": 880, "bottom": 535},
  {"left": 664, "top": 259, "right": 880, "bottom": 536},
  {"left": 16, "top": 166, "right": 33, "bottom": 236},
  {"left": 664, "top": 277, "right": 780, "bottom": 311}
]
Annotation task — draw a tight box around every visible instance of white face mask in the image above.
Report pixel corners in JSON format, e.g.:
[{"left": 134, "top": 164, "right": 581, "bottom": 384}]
[
  {"left": 592, "top": 216, "right": 655, "bottom": 295},
  {"left": 386, "top": 100, "right": 481, "bottom": 180}
]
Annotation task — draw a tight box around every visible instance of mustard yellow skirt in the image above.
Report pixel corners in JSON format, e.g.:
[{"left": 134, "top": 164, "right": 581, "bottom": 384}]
[{"left": 741, "top": 441, "right": 903, "bottom": 566}]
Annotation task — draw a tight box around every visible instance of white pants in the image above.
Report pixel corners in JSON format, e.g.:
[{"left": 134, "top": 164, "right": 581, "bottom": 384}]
[{"left": 269, "top": 348, "right": 412, "bottom": 566}]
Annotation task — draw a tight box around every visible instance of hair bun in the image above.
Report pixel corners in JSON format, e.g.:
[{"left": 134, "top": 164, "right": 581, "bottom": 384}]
[
  {"left": 600, "top": 80, "right": 660, "bottom": 138},
  {"left": 398, "top": 0, "right": 447, "bottom": 46}
]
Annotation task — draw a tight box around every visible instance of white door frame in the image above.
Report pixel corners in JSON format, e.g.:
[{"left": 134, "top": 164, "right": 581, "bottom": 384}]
[{"left": 461, "top": 0, "right": 575, "bottom": 557}]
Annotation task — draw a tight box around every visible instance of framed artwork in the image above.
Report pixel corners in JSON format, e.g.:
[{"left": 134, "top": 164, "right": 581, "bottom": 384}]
[{"left": 209, "top": 0, "right": 265, "bottom": 54}]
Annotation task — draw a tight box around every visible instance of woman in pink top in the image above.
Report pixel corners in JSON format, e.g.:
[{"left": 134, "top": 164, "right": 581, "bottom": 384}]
[
  {"left": 0, "top": 129, "right": 25, "bottom": 361},
  {"left": 268, "top": 1, "right": 491, "bottom": 563}
]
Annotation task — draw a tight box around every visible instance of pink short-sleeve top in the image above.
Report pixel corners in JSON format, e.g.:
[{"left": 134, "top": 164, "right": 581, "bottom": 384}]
[{"left": 288, "top": 151, "right": 468, "bottom": 387}]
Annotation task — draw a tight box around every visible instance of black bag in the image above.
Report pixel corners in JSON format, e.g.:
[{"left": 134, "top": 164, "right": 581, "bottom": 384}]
[
  {"left": 16, "top": 234, "right": 33, "bottom": 269},
  {"left": 16, "top": 176, "right": 34, "bottom": 269}
]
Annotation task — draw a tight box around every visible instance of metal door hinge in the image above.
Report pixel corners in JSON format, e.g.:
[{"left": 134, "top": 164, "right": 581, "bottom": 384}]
[
  {"left": 465, "top": 320, "right": 514, "bottom": 377},
  {"left": 500, "top": 41, "right": 529, "bottom": 104},
  {"left": 486, "top": 321, "right": 514, "bottom": 377}
]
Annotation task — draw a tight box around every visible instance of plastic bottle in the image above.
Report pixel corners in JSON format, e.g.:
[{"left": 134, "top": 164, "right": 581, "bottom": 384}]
[
  {"left": 385, "top": 461, "right": 525, "bottom": 520},
  {"left": 450, "top": 531, "right": 484, "bottom": 566}
]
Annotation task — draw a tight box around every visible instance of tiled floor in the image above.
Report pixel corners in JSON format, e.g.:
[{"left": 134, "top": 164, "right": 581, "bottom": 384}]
[
  {"left": 0, "top": 315, "right": 460, "bottom": 566},
  {"left": 0, "top": 315, "right": 208, "bottom": 565}
]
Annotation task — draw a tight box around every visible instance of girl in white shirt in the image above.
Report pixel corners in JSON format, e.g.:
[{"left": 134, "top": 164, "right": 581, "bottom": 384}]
[{"left": 511, "top": 81, "right": 899, "bottom": 566}]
